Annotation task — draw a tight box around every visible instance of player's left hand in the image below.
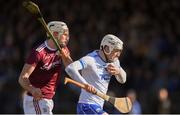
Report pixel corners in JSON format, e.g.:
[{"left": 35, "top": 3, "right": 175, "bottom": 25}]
[{"left": 106, "top": 63, "right": 120, "bottom": 76}]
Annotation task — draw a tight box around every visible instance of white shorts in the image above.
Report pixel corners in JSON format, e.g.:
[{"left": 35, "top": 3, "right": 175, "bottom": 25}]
[{"left": 23, "top": 93, "right": 54, "bottom": 115}]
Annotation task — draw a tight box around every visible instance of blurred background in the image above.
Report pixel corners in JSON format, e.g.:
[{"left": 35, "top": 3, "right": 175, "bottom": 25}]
[{"left": 0, "top": 0, "right": 179, "bottom": 114}]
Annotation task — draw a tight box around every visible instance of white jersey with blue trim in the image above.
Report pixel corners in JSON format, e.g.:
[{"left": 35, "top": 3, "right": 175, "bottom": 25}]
[{"left": 78, "top": 50, "right": 121, "bottom": 107}]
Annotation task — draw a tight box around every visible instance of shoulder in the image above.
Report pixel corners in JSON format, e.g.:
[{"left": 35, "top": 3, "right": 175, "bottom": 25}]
[
  {"left": 88, "top": 50, "right": 99, "bottom": 57},
  {"left": 29, "top": 43, "right": 47, "bottom": 59},
  {"left": 35, "top": 42, "right": 46, "bottom": 53},
  {"left": 81, "top": 50, "right": 98, "bottom": 62},
  {"left": 80, "top": 56, "right": 94, "bottom": 65}
]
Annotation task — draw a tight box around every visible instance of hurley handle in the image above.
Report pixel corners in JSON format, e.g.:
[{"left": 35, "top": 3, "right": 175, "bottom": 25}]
[{"left": 64, "top": 77, "right": 110, "bottom": 101}]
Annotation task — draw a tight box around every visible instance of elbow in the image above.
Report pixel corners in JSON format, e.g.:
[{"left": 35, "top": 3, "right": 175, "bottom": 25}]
[
  {"left": 121, "top": 71, "right": 127, "bottom": 84},
  {"left": 65, "top": 64, "right": 71, "bottom": 74},
  {"left": 116, "top": 71, "right": 127, "bottom": 84},
  {"left": 121, "top": 75, "right": 126, "bottom": 84},
  {"left": 120, "top": 68, "right": 127, "bottom": 84},
  {"left": 18, "top": 76, "right": 23, "bottom": 86},
  {"left": 18, "top": 74, "right": 28, "bottom": 86},
  {"left": 65, "top": 63, "right": 75, "bottom": 78},
  {"left": 18, "top": 76, "right": 21, "bottom": 84}
]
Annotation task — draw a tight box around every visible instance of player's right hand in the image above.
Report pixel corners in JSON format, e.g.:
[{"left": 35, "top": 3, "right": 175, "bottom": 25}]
[
  {"left": 31, "top": 88, "right": 43, "bottom": 100},
  {"left": 60, "top": 47, "right": 70, "bottom": 58},
  {"left": 84, "top": 84, "right": 97, "bottom": 94}
]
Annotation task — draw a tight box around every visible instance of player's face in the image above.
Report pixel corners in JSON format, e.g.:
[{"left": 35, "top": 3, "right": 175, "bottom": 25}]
[
  {"left": 53, "top": 29, "right": 69, "bottom": 46},
  {"left": 107, "top": 49, "right": 122, "bottom": 62},
  {"left": 59, "top": 29, "right": 69, "bottom": 46}
]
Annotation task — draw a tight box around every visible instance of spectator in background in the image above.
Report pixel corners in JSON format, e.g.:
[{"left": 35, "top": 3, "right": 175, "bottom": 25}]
[
  {"left": 157, "top": 88, "right": 171, "bottom": 113},
  {"left": 127, "top": 89, "right": 142, "bottom": 114}
]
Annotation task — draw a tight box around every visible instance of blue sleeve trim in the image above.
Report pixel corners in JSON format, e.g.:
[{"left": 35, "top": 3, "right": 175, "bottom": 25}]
[{"left": 79, "top": 59, "right": 85, "bottom": 69}]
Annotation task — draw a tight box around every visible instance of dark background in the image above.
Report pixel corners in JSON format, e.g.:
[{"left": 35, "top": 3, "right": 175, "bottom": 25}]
[{"left": 0, "top": 0, "right": 179, "bottom": 114}]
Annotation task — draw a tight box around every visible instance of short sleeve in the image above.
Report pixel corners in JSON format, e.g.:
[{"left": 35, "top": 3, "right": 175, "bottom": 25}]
[
  {"left": 26, "top": 49, "right": 41, "bottom": 67},
  {"left": 78, "top": 56, "right": 93, "bottom": 69}
]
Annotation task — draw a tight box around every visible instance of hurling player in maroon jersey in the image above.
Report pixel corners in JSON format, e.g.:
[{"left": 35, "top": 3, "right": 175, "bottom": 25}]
[{"left": 18, "top": 21, "right": 73, "bottom": 114}]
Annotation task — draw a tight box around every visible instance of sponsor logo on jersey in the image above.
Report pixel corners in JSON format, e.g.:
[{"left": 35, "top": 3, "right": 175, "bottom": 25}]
[
  {"left": 99, "top": 74, "right": 111, "bottom": 80},
  {"left": 40, "top": 61, "right": 61, "bottom": 70}
]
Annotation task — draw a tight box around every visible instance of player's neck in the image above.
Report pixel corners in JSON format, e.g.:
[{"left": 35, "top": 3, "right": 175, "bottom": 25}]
[
  {"left": 46, "top": 39, "right": 57, "bottom": 50},
  {"left": 98, "top": 50, "right": 108, "bottom": 62}
]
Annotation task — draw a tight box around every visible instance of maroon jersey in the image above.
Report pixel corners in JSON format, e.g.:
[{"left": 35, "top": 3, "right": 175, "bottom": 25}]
[{"left": 26, "top": 41, "right": 64, "bottom": 99}]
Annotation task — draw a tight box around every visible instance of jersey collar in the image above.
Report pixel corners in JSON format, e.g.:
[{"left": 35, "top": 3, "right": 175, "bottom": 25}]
[{"left": 45, "top": 40, "right": 57, "bottom": 51}]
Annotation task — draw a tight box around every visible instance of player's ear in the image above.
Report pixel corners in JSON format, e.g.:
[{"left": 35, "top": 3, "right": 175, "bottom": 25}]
[
  {"left": 53, "top": 31, "right": 59, "bottom": 38},
  {"left": 103, "top": 45, "right": 110, "bottom": 54}
]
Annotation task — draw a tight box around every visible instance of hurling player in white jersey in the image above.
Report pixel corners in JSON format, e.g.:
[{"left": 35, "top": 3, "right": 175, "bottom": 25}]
[{"left": 65, "top": 34, "right": 127, "bottom": 114}]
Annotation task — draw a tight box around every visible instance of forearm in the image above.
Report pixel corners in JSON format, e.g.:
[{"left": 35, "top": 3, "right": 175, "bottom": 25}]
[
  {"left": 60, "top": 47, "right": 73, "bottom": 67},
  {"left": 19, "top": 75, "right": 35, "bottom": 93},
  {"left": 18, "top": 64, "right": 36, "bottom": 93},
  {"left": 115, "top": 67, "right": 126, "bottom": 84},
  {"left": 61, "top": 55, "right": 73, "bottom": 67}
]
